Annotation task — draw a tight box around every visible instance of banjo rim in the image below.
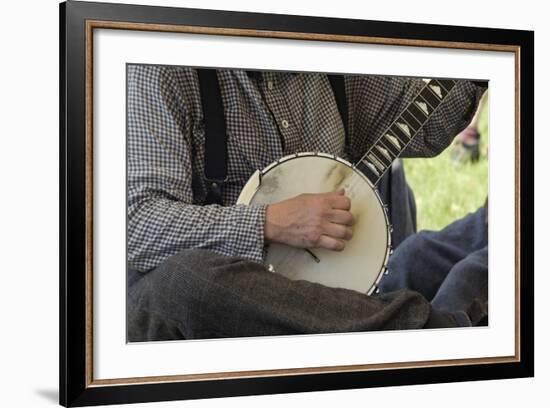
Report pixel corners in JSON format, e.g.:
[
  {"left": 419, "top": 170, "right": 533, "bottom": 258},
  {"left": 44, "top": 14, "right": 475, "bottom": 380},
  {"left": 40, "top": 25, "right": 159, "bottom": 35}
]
[{"left": 244, "top": 151, "right": 392, "bottom": 295}]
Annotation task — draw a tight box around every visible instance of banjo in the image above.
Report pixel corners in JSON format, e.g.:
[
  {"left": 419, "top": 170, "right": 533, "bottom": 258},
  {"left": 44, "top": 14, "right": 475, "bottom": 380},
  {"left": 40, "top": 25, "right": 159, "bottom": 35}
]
[{"left": 237, "top": 78, "right": 457, "bottom": 294}]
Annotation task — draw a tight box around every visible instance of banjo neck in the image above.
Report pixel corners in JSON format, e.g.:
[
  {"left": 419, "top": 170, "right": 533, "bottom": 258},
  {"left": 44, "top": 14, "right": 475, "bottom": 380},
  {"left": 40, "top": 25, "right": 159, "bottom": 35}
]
[
  {"left": 354, "top": 78, "right": 458, "bottom": 186},
  {"left": 237, "top": 78, "right": 464, "bottom": 293}
]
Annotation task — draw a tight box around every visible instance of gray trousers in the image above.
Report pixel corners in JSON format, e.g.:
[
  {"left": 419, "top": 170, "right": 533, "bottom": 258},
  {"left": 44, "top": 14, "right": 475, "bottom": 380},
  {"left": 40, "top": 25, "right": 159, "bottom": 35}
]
[
  {"left": 127, "top": 163, "right": 469, "bottom": 342},
  {"left": 128, "top": 249, "right": 473, "bottom": 342}
]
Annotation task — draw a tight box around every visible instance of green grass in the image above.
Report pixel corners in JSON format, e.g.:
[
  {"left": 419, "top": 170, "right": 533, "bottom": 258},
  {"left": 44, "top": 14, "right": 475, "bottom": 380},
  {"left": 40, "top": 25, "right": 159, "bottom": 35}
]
[{"left": 403, "top": 101, "right": 488, "bottom": 231}]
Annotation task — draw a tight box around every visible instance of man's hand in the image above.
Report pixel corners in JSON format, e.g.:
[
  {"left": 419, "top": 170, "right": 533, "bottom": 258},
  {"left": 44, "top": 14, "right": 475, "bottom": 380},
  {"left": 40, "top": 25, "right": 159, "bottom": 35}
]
[{"left": 264, "top": 189, "right": 355, "bottom": 251}]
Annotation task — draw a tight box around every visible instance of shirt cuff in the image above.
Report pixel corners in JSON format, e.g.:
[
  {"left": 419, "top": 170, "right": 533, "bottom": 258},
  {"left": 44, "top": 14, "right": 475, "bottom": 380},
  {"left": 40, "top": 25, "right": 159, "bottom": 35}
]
[{"left": 229, "top": 203, "right": 267, "bottom": 264}]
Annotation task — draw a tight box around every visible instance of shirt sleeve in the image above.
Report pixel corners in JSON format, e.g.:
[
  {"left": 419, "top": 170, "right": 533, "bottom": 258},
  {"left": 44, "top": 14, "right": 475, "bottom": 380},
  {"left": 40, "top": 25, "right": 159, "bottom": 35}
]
[
  {"left": 347, "top": 76, "right": 485, "bottom": 158},
  {"left": 127, "top": 65, "right": 266, "bottom": 272}
]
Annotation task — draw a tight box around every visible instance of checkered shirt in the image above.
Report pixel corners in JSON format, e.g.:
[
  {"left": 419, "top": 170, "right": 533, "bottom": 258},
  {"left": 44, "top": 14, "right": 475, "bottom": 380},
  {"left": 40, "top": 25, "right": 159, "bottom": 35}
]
[{"left": 127, "top": 65, "right": 482, "bottom": 272}]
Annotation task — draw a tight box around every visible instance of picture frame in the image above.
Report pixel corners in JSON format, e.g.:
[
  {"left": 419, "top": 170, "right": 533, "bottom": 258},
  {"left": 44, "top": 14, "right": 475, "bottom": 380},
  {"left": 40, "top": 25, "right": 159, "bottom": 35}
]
[{"left": 59, "top": 0, "right": 534, "bottom": 406}]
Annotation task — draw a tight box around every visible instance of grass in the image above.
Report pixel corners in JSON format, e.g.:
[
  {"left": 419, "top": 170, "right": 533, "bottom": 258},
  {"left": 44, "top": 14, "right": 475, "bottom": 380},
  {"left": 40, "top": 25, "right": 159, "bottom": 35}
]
[{"left": 402, "top": 100, "right": 489, "bottom": 232}]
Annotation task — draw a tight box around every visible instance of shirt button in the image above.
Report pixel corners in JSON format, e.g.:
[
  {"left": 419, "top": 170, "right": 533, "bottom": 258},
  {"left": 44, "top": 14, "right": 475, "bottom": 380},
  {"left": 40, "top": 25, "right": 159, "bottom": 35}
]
[
  {"left": 267, "top": 80, "right": 274, "bottom": 90},
  {"left": 281, "top": 119, "right": 289, "bottom": 129}
]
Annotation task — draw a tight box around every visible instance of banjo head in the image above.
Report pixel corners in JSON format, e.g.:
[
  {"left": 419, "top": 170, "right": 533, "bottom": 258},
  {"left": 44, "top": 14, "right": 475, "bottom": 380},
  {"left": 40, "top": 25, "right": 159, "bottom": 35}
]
[{"left": 237, "top": 153, "right": 391, "bottom": 294}]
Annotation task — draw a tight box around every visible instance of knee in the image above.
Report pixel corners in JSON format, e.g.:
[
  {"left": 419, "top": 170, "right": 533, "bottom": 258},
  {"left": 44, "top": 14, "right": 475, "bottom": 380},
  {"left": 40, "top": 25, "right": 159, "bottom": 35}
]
[
  {"left": 151, "top": 249, "right": 257, "bottom": 308},
  {"left": 445, "top": 248, "right": 488, "bottom": 283},
  {"left": 389, "top": 231, "right": 432, "bottom": 269},
  {"left": 379, "top": 232, "right": 433, "bottom": 292},
  {"left": 127, "top": 275, "right": 186, "bottom": 342},
  {"left": 127, "top": 251, "right": 228, "bottom": 340},
  {"left": 127, "top": 305, "right": 184, "bottom": 342},
  {"left": 159, "top": 249, "right": 243, "bottom": 276}
]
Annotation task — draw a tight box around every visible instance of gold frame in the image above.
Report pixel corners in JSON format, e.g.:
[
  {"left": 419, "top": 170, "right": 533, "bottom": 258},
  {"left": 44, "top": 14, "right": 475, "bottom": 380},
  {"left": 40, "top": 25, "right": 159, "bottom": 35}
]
[{"left": 84, "top": 20, "right": 522, "bottom": 388}]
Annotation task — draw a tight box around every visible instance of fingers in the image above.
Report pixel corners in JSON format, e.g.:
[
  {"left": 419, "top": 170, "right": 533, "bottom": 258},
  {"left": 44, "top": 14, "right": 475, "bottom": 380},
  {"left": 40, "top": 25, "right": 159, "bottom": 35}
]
[
  {"left": 317, "top": 235, "right": 346, "bottom": 251},
  {"left": 322, "top": 222, "right": 353, "bottom": 241},
  {"left": 327, "top": 194, "right": 351, "bottom": 210},
  {"left": 327, "top": 209, "right": 355, "bottom": 226}
]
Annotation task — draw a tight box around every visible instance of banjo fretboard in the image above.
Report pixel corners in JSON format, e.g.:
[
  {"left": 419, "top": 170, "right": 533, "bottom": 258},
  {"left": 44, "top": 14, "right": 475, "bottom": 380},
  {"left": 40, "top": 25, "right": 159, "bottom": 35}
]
[{"left": 354, "top": 78, "right": 457, "bottom": 186}]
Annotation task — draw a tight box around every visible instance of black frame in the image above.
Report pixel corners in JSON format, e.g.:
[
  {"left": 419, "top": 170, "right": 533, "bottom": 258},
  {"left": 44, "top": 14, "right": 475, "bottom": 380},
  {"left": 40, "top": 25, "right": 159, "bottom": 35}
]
[{"left": 60, "top": 1, "right": 534, "bottom": 406}]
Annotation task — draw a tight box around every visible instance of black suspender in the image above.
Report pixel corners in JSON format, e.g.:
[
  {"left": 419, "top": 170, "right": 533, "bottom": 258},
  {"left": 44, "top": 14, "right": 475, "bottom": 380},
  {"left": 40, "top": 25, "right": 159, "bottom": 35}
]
[
  {"left": 327, "top": 74, "right": 349, "bottom": 145},
  {"left": 197, "top": 69, "right": 227, "bottom": 205},
  {"left": 196, "top": 70, "right": 348, "bottom": 205}
]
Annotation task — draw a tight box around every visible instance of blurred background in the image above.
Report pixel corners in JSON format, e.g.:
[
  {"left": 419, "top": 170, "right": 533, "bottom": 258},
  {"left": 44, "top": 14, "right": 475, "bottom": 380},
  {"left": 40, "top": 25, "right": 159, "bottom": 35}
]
[{"left": 404, "top": 92, "right": 488, "bottom": 231}]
